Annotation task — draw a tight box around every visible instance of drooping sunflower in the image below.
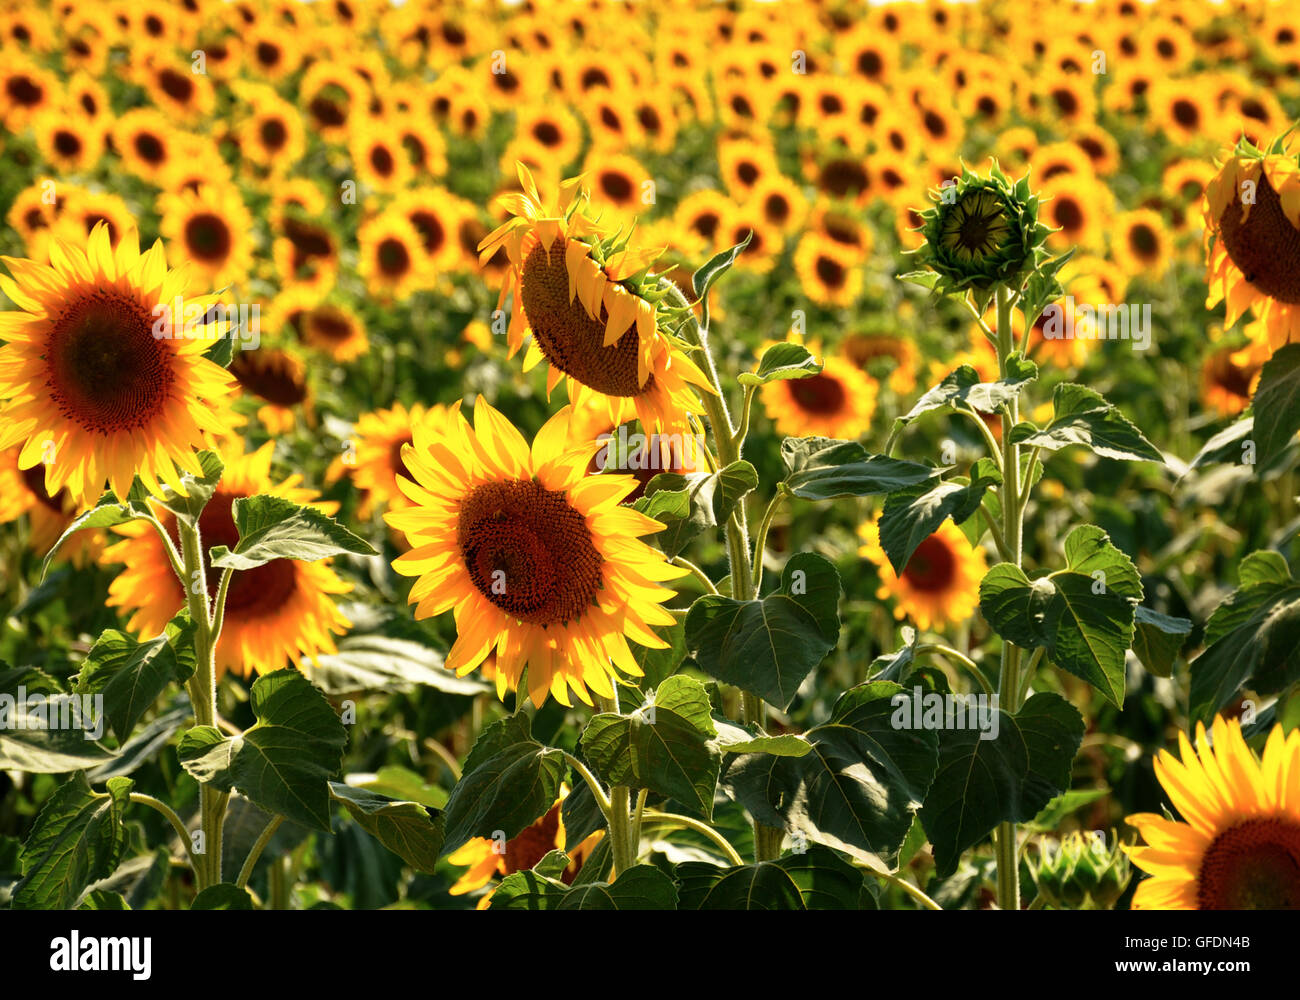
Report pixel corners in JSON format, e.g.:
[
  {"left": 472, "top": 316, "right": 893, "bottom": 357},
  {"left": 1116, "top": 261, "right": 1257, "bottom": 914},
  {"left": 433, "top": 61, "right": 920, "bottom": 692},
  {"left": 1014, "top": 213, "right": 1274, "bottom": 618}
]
[
  {"left": 0, "top": 224, "right": 239, "bottom": 507},
  {"left": 858, "top": 516, "right": 987, "bottom": 633},
  {"left": 759, "top": 335, "right": 878, "bottom": 440},
  {"left": 477, "top": 166, "right": 712, "bottom": 437},
  {"left": 103, "top": 441, "right": 351, "bottom": 679},
  {"left": 1125, "top": 717, "right": 1300, "bottom": 909},
  {"left": 1203, "top": 135, "right": 1300, "bottom": 350},
  {"left": 385, "top": 398, "right": 683, "bottom": 708}
]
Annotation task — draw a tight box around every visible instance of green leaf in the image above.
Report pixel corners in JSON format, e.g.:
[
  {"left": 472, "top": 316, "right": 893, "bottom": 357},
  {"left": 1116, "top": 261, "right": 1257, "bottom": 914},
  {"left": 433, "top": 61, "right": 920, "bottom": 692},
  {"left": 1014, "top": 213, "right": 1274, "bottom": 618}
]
[
  {"left": 1186, "top": 416, "right": 1254, "bottom": 470},
  {"left": 710, "top": 719, "right": 813, "bottom": 757},
  {"left": 0, "top": 667, "right": 117, "bottom": 772},
  {"left": 329, "top": 783, "right": 445, "bottom": 873},
  {"left": 685, "top": 552, "right": 841, "bottom": 710},
  {"left": 920, "top": 693, "right": 1084, "bottom": 878},
  {"left": 1026, "top": 787, "right": 1110, "bottom": 833},
  {"left": 722, "top": 682, "right": 939, "bottom": 865},
  {"left": 490, "top": 863, "right": 678, "bottom": 910},
  {"left": 978, "top": 525, "right": 1142, "bottom": 707},
  {"left": 675, "top": 847, "right": 866, "bottom": 910},
  {"left": 208, "top": 494, "right": 377, "bottom": 570},
  {"left": 738, "top": 342, "right": 823, "bottom": 386},
  {"left": 345, "top": 767, "right": 447, "bottom": 809},
  {"left": 868, "top": 626, "right": 919, "bottom": 683},
  {"left": 692, "top": 232, "right": 752, "bottom": 301},
  {"left": 41, "top": 492, "right": 149, "bottom": 578},
  {"left": 305, "top": 634, "right": 488, "bottom": 696},
  {"left": 901, "top": 358, "right": 1038, "bottom": 422},
  {"left": 75, "top": 630, "right": 184, "bottom": 743},
  {"left": 191, "top": 884, "right": 255, "bottom": 910},
  {"left": 580, "top": 675, "right": 720, "bottom": 819},
  {"left": 1251, "top": 343, "right": 1300, "bottom": 464},
  {"left": 1010, "top": 383, "right": 1163, "bottom": 463},
  {"left": 781, "top": 437, "right": 938, "bottom": 501},
  {"left": 1189, "top": 554, "right": 1300, "bottom": 725},
  {"left": 879, "top": 458, "right": 1001, "bottom": 575},
  {"left": 176, "top": 669, "right": 347, "bottom": 831},
  {"left": 633, "top": 461, "right": 758, "bottom": 559},
  {"left": 80, "top": 889, "right": 130, "bottom": 910},
  {"left": 152, "top": 450, "right": 224, "bottom": 528},
  {"left": 441, "top": 714, "right": 566, "bottom": 855},
  {"left": 15, "top": 773, "right": 133, "bottom": 909},
  {"left": 1131, "top": 607, "right": 1193, "bottom": 678}
]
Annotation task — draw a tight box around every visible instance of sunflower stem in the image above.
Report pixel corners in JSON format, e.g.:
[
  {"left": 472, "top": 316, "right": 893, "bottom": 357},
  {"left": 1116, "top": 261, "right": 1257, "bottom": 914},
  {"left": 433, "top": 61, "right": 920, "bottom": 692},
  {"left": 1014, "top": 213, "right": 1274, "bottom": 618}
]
[
  {"left": 608, "top": 785, "right": 635, "bottom": 880},
  {"left": 177, "top": 518, "right": 227, "bottom": 892},
  {"left": 236, "top": 814, "right": 283, "bottom": 890},
  {"left": 640, "top": 810, "right": 744, "bottom": 866},
  {"left": 993, "top": 282, "right": 1026, "bottom": 911}
]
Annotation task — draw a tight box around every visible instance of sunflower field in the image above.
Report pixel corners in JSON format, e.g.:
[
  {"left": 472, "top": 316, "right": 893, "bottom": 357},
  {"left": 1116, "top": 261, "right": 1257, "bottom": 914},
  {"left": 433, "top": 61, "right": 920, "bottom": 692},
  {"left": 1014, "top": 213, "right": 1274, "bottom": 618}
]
[{"left": 1, "top": 0, "right": 1299, "bottom": 930}]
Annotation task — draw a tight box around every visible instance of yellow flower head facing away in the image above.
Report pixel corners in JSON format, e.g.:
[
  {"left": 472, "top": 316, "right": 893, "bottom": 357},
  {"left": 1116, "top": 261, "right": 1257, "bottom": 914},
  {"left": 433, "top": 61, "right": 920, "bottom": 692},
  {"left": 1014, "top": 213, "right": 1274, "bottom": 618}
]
[
  {"left": 385, "top": 396, "right": 685, "bottom": 709},
  {"left": 1125, "top": 716, "right": 1300, "bottom": 910},
  {"left": 477, "top": 163, "right": 713, "bottom": 439}
]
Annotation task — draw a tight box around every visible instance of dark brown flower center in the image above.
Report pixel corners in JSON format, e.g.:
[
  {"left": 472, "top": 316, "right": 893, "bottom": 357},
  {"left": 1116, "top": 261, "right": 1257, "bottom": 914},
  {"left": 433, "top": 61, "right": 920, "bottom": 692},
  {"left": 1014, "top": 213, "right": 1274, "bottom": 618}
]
[
  {"left": 184, "top": 213, "right": 232, "bottom": 263},
  {"left": 598, "top": 170, "right": 633, "bottom": 203},
  {"left": 134, "top": 132, "right": 165, "bottom": 164},
  {"left": 46, "top": 290, "right": 174, "bottom": 434},
  {"left": 158, "top": 69, "right": 194, "bottom": 103},
  {"left": 903, "top": 534, "right": 957, "bottom": 592},
  {"left": 819, "top": 158, "right": 869, "bottom": 198},
  {"left": 1197, "top": 818, "right": 1300, "bottom": 909},
  {"left": 457, "top": 478, "right": 603, "bottom": 625},
  {"left": 53, "top": 130, "right": 81, "bottom": 158},
  {"left": 306, "top": 306, "right": 354, "bottom": 344},
  {"left": 377, "top": 237, "right": 411, "bottom": 277},
  {"left": 1129, "top": 223, "right": 1159, "bottom": 258},
  {"left": 231, "top": 352, "right": 307, "bottom": 406},
  {"left": 519, "top": 240, "right": 656, "bottom": 398},
  {"left": 6, "top": 74, "right": 42, "bottom": 105},
  {"left": 788, "top": 373, "right": 846, "bottom": 415},
  {"left": 409, "top": 210, "right": 446, "bottom": 254},
  {"left": 1218, "top": 169, "right": 1300, "bottom": 304},
  {"left": 259, "top": 117, "right": 288, "bottom": 150},
  {"left": 815, "top": 254, "right": 847, "bottom": 289}
]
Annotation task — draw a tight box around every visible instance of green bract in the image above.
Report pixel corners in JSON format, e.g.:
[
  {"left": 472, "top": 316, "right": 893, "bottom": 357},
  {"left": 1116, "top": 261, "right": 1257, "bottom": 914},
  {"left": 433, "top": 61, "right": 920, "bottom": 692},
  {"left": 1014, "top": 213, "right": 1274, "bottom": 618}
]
[{"left": 910, "top": 161, "right": 1052, "bottom": 295}]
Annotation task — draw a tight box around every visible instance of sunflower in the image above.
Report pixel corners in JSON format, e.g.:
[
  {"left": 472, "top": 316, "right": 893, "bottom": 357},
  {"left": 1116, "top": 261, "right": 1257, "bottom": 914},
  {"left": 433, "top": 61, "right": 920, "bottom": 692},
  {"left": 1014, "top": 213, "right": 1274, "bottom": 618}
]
[
  {"left": 103, "top": 441, "right": 351, "bottom": 680},
  {"left": 749, "top": 174, "right": 808, "bottom": 237},
  {"left": 1112, "top": 209, "right": 1172, "bottom": 280},
  {"left": 299, "top": 62, "right": 365, "bottom": 141},
  {"left": 1203, "top": 136, "right": 1300, "bottom": 350},
  {"left": 1200, "top": 336, "right": 1269, "bottom": 417},
  {"left": 357, "top": 210, "right": 430, "bottom": 300},
  {"left": 54, "top": 189, "right": 134, "bottom": 252},
  {"left": 235, "top": 84, "right": 305, "bottom": 173},
  {"left": 759, "top": 334, "right": 878, "bottom": 440},
  {"left": 858, "top": 516, "right": 987, "bottom": 633},
  {"left": 448, "top": 789, "right": 603, "bottom": 907},
  {"left": 137, "top": 54, "right": 216, "bottom": 122},
  {"left": 582, "top": 151, "right": 651, "bottom": 225},
  {"left": 294, "top": 303, "right": 365, "bottom": 363},
  {"left": 112, "top": 110, "right": 182, "bottom": 185},
  {"left": 273, "top": 212, "right": 339, "bottom": 296},
  {"left": 1125, "top": 717, "right": 1300, "bottom": 909},
  {"left": 842, "top": 332, "right": 920, "bottom": 396},
  {"left": 0, "top": 224, "right": 239, "bottom": 507},
  {"left": 335, "top": 400, "right": 443, "bottom": 521},
  {"left": 32, "top": 106, "right": 104, "bottom": 174},
  {"left": 350, "top": 118, "right": 414, "bottom": 193},
  {"left": 230, "top": 347, "right": 312, "bottom": 435},
  {"left": 673, "top": 189, "right": 732, "bottom": 255},
  {"left": 1148, "top": 79, "right": 1214, "bottom": 149},
  {"left": 386, "top": 399, "right": 682, "bottom": 708},
  {"left": 158, "top": 184, "right": 254, "bottom": 290},
  {"left": 1040, "top": 174, "right": 1109, "bottom": 253},
  {"left": 477, "top": 166, "right": 712, "bottom": 438},
  {"left": 794, "top": 234, "right": 862, "bottom": 308},
  {"left": 159, "top": 133, "right": 235, "bottom": 197},
  {"left": 0, "top": 56, "right": 56, "bottom": 131},
  {"left": 515, "top": 104, "right": 583, "bottom": 167},
  {"left": 390, "top": 185, "right": 462, "bottom": 272}
]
